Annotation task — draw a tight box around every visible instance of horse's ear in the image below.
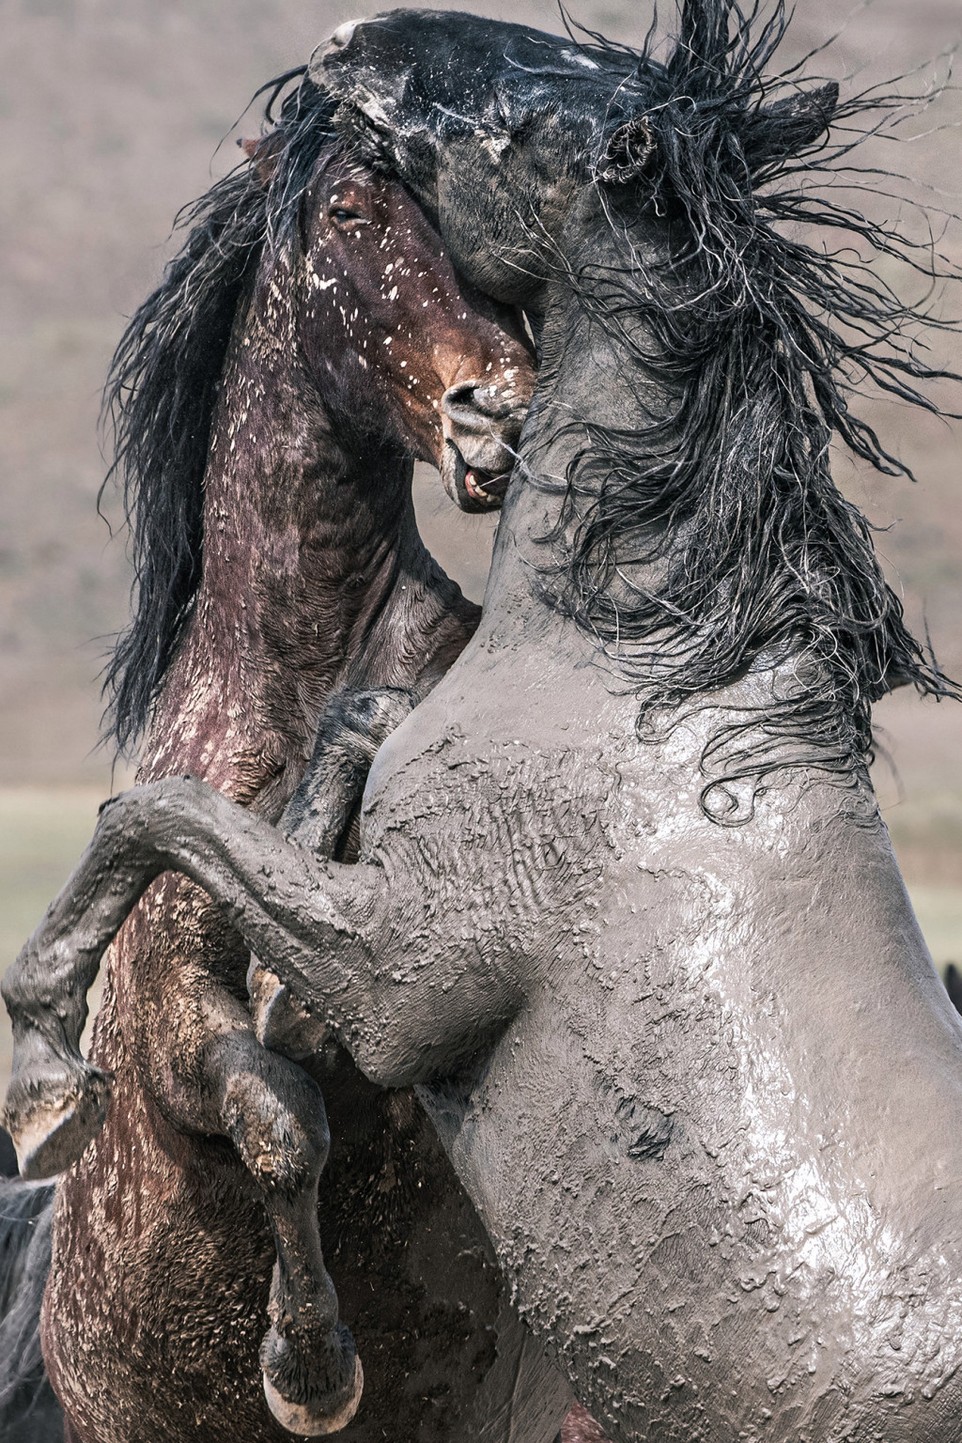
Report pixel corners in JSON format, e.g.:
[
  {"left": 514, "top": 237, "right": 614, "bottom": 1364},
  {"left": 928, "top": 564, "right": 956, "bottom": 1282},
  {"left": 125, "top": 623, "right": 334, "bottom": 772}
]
[
  {"left": 595, "top": 115, "right": 656, "bottom": 185},
  {"left": 744, "top": 81, "right": 839, "bottom": 168},
  {"left": 238, "top": 132, "right": 283, "bottom": 187}
]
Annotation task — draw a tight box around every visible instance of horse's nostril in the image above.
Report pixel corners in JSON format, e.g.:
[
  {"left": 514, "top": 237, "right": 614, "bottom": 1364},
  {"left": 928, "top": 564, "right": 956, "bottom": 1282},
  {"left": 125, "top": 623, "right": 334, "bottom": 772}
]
[
  {"left": 443, "top": 381, "right": 478, "bottom": 410},
  {"left": 441, "top": 381, "right": 509, "bottom": 422},
  {"left": 441, "top": 381, "right": 522, "bottom": 483},
  {"left": 330, "top": 19, "right": 361, "bottom": 49}
]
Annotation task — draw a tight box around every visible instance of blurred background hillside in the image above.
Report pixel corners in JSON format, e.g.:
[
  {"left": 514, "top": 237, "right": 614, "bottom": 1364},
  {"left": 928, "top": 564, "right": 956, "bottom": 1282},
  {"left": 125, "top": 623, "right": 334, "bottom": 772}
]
[{"left": 1, "top": 0, "right": 960, "bottom": 1083}]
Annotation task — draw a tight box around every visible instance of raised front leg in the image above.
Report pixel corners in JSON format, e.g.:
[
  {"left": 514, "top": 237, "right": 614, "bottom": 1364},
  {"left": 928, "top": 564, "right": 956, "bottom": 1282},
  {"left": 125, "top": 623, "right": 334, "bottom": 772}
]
[
  {"left": 195, "top": 1024, "right": 362, "bottom": 1434},
  {"left": 1, "top": 779, "right": 372, "bottom": 1179},
  {"left": 2, "top": 783, "right": 368, "bottom": 1434},
  {"left": 283, "top": 687, "right": 415, "bottom": 855},
  {"left": 88, "top": 958, "right": 364, "bottom": 1435},
  {"left": 3, "top": 776, "right": 518, "bottom": 1168}
]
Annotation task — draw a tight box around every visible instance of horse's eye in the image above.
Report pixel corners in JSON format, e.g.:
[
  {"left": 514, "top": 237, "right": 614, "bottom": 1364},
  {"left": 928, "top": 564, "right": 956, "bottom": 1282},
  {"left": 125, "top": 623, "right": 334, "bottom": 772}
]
[{"left": 330, "top": 207, "right": 369, "bottom": 230}]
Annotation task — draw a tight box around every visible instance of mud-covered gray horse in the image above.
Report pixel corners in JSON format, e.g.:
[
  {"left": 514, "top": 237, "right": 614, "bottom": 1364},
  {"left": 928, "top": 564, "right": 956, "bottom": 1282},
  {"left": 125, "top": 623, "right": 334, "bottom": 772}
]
[
  {"left": 6, "top": 3, "right": 962, "bottom": 1440},
  {"left": 0, "top": 72, "right": 580, "bottom": 1443}
]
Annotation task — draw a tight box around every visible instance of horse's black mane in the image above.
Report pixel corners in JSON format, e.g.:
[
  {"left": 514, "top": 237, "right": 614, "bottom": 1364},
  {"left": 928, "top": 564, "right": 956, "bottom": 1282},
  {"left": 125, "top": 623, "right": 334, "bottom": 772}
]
[
  {"left": 550, "top": 0, "right": 959, "bottom": 809},
  {"left": 101, "top": 72, "right": 336, "bottom": 753}
]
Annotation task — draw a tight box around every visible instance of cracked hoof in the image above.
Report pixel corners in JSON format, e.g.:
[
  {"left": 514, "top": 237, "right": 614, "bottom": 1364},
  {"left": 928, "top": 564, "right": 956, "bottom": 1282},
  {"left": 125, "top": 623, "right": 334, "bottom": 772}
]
[
  {"left": 3, "top": 1064, "right": 112, "bottom": 1179},
  {"left": 249, "top": 960, "right": 328, "bottom": 1060},
  {"left": 263, "top": 1355, "right": 363, "bottom": 1436}
]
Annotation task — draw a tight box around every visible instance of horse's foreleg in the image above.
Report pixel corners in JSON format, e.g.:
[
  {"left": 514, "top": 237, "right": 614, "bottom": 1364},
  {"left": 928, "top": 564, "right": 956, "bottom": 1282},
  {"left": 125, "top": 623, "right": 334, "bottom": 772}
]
[
  {"left": 283, "top": 686, "right": 415, "bottom": 854},
  {"left": 2, "top": 777, "right": 377, "bottom": 1178},
  {"left": 182, "top": 1020, "right": 362, "bottom": 1435},
  {"left": 0, "top": 796, "right": 167, "bottom": 1178},
  {"left": 5, "top": 771, "right": 517, "bottom": 1150}
]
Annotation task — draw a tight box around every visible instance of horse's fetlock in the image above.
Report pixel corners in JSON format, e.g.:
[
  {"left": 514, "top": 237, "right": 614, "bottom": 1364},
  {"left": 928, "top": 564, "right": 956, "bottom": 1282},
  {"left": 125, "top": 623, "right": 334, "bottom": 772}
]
[{"left": 3, "top": 1058, "right": 112, "bottom": 1178}]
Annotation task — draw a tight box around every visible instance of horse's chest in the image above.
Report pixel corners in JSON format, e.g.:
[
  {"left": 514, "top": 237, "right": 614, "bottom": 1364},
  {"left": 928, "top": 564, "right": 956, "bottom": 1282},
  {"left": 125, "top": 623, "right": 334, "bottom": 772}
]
[{"left": 363, "top": 727, "right": 614, "bottom": 947}]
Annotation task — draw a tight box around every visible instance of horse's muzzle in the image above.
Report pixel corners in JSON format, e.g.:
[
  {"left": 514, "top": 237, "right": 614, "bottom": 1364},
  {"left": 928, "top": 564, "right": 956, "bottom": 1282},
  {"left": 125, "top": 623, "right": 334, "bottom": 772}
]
[{"left": 440, "top": 380, "right": 526, "bottom": 513}]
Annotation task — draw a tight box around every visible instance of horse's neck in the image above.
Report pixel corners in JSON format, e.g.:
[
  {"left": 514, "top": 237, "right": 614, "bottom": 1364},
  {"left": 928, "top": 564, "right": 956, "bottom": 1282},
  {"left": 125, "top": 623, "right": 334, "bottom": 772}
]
[
  {"left": 137, "top": 305, "right": 454, "bottom": 811},
  {"left": 483, "top": 255, "right": 662, "bottom": 639},
  {"left": 483, "top": 240, "right": 878, "bottom": 818}
]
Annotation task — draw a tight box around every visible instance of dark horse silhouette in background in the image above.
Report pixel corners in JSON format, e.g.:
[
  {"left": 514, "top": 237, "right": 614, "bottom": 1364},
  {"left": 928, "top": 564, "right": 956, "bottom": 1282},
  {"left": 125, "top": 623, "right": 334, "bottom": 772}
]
[
  {"left": 0, "top": 1137, "right": 61, "bottom": 1443},
  {"left": 0, "top": 72, "right": 582, "bottom": 1443},
  {"left": 5, "top": 2, "right": 962, "bottom": 1440}
]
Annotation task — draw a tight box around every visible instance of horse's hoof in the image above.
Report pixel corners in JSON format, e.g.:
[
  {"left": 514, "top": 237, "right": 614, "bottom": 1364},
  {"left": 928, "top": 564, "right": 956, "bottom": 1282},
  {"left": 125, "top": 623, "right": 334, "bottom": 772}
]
[
  {"left": 3, "top": 1067, "right": 112, "bottom": 1179},
  {"left": 263, "top": 1353, "right": 363, "bottom": 1436},
  {"left": 249, "top": 960, "right": 329, "bottom": 1060}
]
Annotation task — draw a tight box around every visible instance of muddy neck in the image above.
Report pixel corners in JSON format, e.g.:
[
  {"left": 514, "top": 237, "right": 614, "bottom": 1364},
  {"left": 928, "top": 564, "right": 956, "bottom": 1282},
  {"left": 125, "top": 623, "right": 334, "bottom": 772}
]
[
  {"left": 139, "top": 292, "right": 469, "bottom": 806},
  {"left": 482, "top": 219, "right": 672, "bottom": 649},
  {"left": 480, "top": 214, "right": 874, "bottom": 814}
]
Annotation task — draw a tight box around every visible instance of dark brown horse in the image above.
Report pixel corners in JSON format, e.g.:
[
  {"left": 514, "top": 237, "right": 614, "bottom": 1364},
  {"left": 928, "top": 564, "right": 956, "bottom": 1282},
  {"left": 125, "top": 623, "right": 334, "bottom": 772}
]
[{"left": 2, "top": 75, "right": 576, "bottom": 1443}]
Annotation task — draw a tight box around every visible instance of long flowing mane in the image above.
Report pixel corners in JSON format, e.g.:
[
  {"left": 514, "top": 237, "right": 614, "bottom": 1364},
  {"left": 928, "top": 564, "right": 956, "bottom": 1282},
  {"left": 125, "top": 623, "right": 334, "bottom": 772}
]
[
  {"left": 101, "top": 72, "right": 336, "bottom": 754},
  {"left": 550, "top": 0, "right": 959, "bottom": 807}
]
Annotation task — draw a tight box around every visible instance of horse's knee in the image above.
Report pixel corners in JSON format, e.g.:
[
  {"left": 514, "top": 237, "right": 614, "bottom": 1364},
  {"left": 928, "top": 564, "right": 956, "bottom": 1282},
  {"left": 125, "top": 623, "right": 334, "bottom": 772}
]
[
  {"left": 2, "top": 1045, "right": 113, "bottom": 1181},
  {"left": 221, "top": 1058, "right": 329, "bottom": 1196},
  {"left": 249, "top": 959, "right": 330, "bottom": 1060}
]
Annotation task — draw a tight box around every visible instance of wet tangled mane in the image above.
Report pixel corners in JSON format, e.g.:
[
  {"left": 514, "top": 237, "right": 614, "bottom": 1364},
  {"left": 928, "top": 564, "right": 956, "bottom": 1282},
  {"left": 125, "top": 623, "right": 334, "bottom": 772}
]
[
  {"left": 548, "top": 0, "right": 960, "bottom": 808},
  {"left": 101, "top": 72, "right": 335, "bottom": 753}
]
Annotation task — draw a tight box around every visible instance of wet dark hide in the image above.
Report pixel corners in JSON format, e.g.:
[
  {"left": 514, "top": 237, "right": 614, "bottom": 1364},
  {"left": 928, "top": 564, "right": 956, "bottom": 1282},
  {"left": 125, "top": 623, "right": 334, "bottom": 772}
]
[{"left": 102, "top": 77, "right": 335, "bottom": 753}]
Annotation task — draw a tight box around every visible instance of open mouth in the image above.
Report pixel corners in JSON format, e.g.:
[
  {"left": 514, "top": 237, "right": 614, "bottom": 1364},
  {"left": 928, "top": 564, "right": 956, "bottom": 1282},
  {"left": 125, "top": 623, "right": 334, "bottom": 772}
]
[
  {"left": 452, "top": 453, "right": 510, "bottom": 516},
  {"left": 445, "top": 446, "right": 511, "bottom": 512}
]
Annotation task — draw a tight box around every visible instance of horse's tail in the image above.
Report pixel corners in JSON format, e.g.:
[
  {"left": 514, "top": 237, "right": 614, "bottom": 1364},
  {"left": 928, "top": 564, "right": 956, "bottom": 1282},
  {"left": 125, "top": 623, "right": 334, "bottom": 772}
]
[
  {"left": 0, "top": 1164, "right": 63, "bottom": 1441},
  {"left": 945, "top": 964, "right": 962, "bottom": 1017}
]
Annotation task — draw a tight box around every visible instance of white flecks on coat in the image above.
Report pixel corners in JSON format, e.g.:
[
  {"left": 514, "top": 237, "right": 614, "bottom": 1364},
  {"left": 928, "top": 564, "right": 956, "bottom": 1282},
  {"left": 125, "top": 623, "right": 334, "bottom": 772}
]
[{"left": 562, "top": 46, "right": 600, "bottom": 69}]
